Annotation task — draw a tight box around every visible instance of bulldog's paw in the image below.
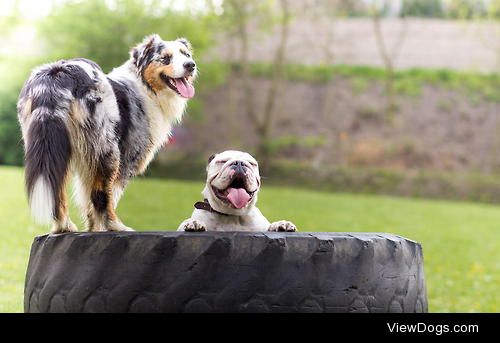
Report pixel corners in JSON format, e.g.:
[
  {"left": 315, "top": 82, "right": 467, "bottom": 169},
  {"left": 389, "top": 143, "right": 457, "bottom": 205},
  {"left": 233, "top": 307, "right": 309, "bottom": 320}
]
[
  {"left": 182, "top": 219, "right": 207, "bottom": 232},
  {"left": 268, "top": 220, "right": 297, "bottom": 232}
]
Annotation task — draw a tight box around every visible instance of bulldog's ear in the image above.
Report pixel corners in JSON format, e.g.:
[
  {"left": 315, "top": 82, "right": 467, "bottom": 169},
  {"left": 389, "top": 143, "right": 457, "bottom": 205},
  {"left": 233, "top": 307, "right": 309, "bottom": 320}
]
[
  {"left": 176, "top": 37, "right": 192, "bottom": 51},
  {"left": 207, "top": 153, "right": 216, "bottom": 164}
]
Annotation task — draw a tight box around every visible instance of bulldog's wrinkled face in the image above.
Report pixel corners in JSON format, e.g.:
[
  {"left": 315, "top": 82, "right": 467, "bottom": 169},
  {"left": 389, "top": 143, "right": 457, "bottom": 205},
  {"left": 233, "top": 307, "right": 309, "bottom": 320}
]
[{"left": 203, "top": 150, "right": 261, "bottom": 214}]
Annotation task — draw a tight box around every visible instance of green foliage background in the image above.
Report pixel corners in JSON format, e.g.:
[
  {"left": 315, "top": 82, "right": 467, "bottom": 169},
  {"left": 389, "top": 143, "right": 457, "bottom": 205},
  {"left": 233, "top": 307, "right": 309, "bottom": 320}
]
[
  {"left": 0, "top": 0, "right": 219, "bottom": 165},
  {"left": 38, "top": 0, "right": 215, "bottom": 72}
]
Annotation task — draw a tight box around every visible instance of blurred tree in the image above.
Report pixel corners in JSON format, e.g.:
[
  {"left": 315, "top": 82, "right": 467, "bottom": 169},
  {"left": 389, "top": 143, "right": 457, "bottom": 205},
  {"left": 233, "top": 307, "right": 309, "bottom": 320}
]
[
  {"left": 486, "top": 0, "right": 500, "bottom": 70},
  {"left": 483, "top": 0, "right": 500, "bottom": 170},
  {"left": 258, "top": 0, "right": 291, "bottom": 171},
  {"left": 223, "top": 0, "right": 291, "bottom": 172},
  {"left": 336, "top": 0, "right": 372, "bottom": 17},
  {"left": 308, "top": 0, "right": 372, "bottom": 17},
  {"left": 0, "top": 0, "right": 21, "bottom": 40},
  {"left": 304, "top": 0, "right": 352, "bottom": 168},
  {"left": 0, "top": 87, "right": 24, "bottom": 165},
  {"left": 38, "top": 0, "right": 215, "bottom": 72},
  {"left": 371, "top": 0, "right": 407, "bottom": 122},
  {"left": 490, "top": 0, "right": 500, "bottom": 18},
  {"left": 401, "top": 0, "right": 445, "bottom": 18},
  {"left": 0, "top": 0, "right": 25, "bottom": 165},
  {"left": 223, "top": 0, "right": 259, "bottom": 142},
  {"left": 446, "top": 0, "right": 488, "bottom": 19}
]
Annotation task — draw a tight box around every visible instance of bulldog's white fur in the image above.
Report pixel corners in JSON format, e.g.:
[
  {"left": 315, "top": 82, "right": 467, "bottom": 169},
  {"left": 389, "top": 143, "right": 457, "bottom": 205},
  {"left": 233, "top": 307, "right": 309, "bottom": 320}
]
[{"left": 177, "top": 150, "right": 297, "bottom": 232}]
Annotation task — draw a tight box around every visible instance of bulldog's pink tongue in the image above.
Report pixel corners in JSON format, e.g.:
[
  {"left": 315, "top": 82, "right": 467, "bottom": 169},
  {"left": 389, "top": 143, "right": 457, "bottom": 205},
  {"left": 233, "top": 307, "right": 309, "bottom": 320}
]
[
  {"left": 226, "top": 187, "right": 251, "bottom": 209},
  {"left": 173, "top": 78, "right": 195, "bottom": 98}
]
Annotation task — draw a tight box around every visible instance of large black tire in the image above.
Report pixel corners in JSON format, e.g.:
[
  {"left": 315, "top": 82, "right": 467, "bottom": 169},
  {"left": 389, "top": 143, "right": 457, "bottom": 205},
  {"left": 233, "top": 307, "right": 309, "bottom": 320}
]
[{"left": 24, "top": 232, "right": 427, "bottom": 313}]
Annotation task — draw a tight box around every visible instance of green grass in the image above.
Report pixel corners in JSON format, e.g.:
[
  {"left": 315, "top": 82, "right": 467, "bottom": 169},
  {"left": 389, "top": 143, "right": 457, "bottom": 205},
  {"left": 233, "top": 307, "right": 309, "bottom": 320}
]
[{"left": 0, "top": 166, "right": 498, "bottom": 312}]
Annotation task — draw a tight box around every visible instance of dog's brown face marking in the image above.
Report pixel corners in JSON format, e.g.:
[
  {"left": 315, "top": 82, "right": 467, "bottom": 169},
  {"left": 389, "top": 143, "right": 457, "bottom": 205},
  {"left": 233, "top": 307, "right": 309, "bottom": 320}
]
[
  {"left": 143, "top": 62, "right": 175, "bottom": 93},
  {"left": 142, "top": 47, "right": 176, "bottom": 93}
]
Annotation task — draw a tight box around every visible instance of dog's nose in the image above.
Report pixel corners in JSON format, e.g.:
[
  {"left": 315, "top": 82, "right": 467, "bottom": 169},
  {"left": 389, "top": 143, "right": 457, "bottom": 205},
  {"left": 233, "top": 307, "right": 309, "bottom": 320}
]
[
  {"left": 183, "top": 61, "right": 196, "bottom": 72},
  {"left": 231, "top": 161, "right": 247, "bottom": 174}
]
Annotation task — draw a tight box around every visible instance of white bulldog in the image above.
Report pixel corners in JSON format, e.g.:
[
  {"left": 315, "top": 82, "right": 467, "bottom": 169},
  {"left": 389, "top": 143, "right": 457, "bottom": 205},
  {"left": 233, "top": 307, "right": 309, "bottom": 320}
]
[{"left": 177, "top": 150, "right": 297, "bottom": 232}]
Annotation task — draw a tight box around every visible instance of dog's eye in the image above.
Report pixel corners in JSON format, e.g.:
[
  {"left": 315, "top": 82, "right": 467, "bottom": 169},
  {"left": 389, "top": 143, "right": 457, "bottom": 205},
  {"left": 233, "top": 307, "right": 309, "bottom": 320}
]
[
  {"left": 216, "top": 160, "right": 227, "bottom": 164},
  {"left": 180, "top": 50, "right": 191, "bottom": 58},
  {"left": 250, "top": 162, "right": 258, "bottom": 167},
  {"left": 160, "top": 55, "right": 172, "bottom": 64}
]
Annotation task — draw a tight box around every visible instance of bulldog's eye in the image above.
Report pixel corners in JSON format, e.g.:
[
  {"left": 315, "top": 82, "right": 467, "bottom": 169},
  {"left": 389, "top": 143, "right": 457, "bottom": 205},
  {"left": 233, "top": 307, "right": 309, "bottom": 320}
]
[
  {"left": 216, "top": 160, "right": 227, "bottom": 164},
  {"left": 250, "top": 162, "right": 258, "bottom": 167}
]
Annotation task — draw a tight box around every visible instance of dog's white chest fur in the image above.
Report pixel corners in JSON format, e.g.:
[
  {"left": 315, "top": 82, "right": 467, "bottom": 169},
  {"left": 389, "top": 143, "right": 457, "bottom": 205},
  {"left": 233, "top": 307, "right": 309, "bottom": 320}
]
[
  {"left": 145, "top": 93, "right": 185, "bottom": 149},
  {"left": 148, "top": 91, "right": 186, "bottom": 146},
  {"left": 187, "top": 208, "right": 270, "bottom": 232}
]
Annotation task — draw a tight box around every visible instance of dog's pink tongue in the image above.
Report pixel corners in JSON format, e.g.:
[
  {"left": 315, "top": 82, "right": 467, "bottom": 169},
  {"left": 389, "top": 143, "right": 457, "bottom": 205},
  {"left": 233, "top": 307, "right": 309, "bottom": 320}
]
[
  {"left": 174, "top": 78, "right": 195, "bottom": 99},
  {"left": 226, "top": 187, "right": 251, "bottom": 209}
]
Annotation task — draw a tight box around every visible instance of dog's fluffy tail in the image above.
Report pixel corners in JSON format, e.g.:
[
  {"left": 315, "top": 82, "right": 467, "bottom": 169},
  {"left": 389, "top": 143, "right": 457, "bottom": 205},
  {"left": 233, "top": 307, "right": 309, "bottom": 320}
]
[{"left": 24, "top": 104, "right": 72, "bottom": 225}]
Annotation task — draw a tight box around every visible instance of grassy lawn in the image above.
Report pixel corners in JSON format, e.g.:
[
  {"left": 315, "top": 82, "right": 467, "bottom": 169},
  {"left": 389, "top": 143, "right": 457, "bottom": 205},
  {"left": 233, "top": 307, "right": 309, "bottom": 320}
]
[{"left": 0, "top": 166, "right": 498, "bottom": 312}]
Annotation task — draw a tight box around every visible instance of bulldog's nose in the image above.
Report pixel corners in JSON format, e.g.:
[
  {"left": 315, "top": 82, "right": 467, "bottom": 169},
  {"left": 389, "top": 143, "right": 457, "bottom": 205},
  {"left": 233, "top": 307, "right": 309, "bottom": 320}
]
[
  {"left": 231, "top": 160, "right": 247, "bottom": 174},
  {"left": 183, "top": 61, "right": 196, "bottom": 72}
]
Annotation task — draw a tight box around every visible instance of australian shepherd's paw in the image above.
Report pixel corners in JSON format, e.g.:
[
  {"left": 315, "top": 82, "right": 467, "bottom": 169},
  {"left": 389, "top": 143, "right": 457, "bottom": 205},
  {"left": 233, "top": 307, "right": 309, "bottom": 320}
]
[
  {"left": 180, "top": 219, "right": 207, "bottom": 232},
  {"left": 268, "top": 220, "right": 297, "bottom": 232},
  {"left": 51, "top": 220, "right": 78, "bottom": 234},
  {"left": 108, "top": 221, "right": 135, "bottom": 232}
]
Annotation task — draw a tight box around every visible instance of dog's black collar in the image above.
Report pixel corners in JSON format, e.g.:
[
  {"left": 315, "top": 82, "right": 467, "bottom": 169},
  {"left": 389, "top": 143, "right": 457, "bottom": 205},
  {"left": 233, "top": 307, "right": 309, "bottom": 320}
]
[{"left": 194, "top": 199, "right": 230, "bottom": 216}]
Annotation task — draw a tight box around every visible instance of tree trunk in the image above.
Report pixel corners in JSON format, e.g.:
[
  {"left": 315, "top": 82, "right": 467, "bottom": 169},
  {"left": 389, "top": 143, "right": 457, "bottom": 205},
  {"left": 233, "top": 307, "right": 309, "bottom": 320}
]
[
  {"left": 372, "top": 10, "right": 396, "bottom": 121},
  {"left": 227, "top": 0, "right": 259, "bottom": 132},
  {"left": 372, "top": 10, "right": 407, "bottom": 123},
  {"left": 257, "top": 0, "right": 291, "bottom": 173},
  {"left": 314, "top": 15, "right": 338, "bottom": 168}
]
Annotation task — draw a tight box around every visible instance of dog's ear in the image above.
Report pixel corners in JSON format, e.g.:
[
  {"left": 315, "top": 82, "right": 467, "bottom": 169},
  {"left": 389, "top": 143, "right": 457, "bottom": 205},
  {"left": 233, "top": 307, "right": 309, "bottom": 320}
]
[
  {"left": 131, "top": 34, "right": 163, "bottom": 68},
  {"left": 176, "top": 37, "right": 192, "bottom": 52},
  {"left": 207, "top": 153, "right": 216, "bottom": 164}
]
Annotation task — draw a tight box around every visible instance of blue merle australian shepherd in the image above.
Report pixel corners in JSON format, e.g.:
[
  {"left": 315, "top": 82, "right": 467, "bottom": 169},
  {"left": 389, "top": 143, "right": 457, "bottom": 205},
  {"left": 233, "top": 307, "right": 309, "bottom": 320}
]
[{"left": 17, "top": 34, "right": 197, "bottom": 233}]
